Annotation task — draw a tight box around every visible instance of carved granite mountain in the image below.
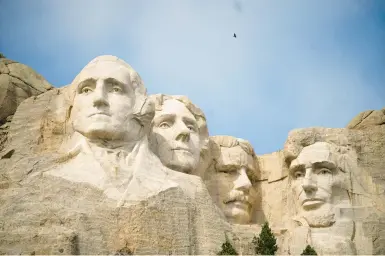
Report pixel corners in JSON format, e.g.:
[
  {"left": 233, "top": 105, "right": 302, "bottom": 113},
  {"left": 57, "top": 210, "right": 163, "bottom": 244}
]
[{"left": 0, "top": 56, "right": 384, "bottom": 255}]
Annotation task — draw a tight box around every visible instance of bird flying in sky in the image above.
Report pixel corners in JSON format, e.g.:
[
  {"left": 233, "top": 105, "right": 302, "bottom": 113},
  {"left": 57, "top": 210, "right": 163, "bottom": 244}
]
[{"left": 233, "top": 33, "right": 237, "bottom": 38}]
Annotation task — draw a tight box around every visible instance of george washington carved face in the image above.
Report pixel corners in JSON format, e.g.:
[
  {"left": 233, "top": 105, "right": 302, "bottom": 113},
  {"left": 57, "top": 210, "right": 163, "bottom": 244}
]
[{"left": 71, "top": 58, "right": 143, "bottom": 142}]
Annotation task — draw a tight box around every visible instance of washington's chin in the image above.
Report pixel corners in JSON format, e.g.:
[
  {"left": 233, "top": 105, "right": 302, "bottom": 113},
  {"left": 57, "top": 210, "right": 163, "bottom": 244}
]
[{"left": 75, "top": 124, "right": 122, "bottom": 141}]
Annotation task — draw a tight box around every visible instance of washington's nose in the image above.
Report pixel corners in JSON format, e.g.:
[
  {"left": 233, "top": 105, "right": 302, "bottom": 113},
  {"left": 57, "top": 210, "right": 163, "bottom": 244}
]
[
  {"left": 234, "top": 168, "right": 252, "bottom": 191},
  {"left": 175, "top": 123, "right": 190, "bottom": 142},
  {"left": 93, "top": 82, "right": 109, "bottom": 107}
]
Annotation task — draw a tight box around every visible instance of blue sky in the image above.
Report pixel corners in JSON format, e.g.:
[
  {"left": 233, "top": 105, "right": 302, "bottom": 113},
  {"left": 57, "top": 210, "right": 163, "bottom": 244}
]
[{"left": 1, "top": 0, "right": 384, "bottom": 154}]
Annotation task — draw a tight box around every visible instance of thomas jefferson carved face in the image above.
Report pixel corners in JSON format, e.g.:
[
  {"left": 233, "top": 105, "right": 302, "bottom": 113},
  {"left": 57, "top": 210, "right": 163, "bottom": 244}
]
[
  {"left": 71, "top": 60, "right": 140, "bottom": 141},
  {"left": 206, "top": 143, "right": 257, "bottom": 224},
  {"left": 289, "top": 142, "right": 345, "bottom": 227},
  {"left": 150, "top": 99, "right": 201, "bottom": 174}
]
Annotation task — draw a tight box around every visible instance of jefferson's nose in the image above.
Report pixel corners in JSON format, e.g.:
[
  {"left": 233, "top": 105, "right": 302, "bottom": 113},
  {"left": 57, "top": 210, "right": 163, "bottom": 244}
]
[{"left": 175, "top": 122, "right": 190, "bottom": 142}]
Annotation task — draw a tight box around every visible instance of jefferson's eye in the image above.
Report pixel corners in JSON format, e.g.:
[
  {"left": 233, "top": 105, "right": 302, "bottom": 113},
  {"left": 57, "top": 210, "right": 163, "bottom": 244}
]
[
  {"left": 159, "top": 122, "right": 170, "bottom": 128},
  {"left": 81, "top": 87, "right": 92, "bottom": 94},
  {"left": 112, "top": 86, "right": 122, "bottom": 93},
  {"left": 319, "top": 168, "right": 332, "bottom": 175},
  {"left": 294, "top": 171, "right": 304, "bottom": 179}
]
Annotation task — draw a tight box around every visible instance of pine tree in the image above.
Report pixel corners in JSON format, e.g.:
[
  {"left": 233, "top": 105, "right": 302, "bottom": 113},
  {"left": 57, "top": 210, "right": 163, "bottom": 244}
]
[
  {"left": 301, "top": 245, "right": 317, "bottom": 255},
  {"left": 217, "top": 235, "right": 238, "bottom": 255},
  {"left": 0, "top": 53, "right": 5, "bottom": 59},
  {"left": 252, "top": 222, "right": 278, "bottom": 255}
]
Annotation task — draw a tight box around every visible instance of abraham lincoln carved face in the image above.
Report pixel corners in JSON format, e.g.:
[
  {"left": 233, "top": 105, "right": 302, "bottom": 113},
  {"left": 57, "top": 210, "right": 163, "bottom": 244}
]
[{"left": 289, "top": 142, "right": 351, "bottom": 227}]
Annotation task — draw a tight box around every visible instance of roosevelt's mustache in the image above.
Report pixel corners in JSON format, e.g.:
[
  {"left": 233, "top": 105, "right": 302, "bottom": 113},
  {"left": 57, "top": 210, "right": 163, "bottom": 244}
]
[{"left": 224, "top": 191, "right": 251, "bottom": 205}]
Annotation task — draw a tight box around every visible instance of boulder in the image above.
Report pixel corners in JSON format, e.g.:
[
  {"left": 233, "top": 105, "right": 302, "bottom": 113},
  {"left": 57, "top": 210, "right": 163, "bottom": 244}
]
[{"left": 347, "top": 107, "right": 385, "bottom": 129}]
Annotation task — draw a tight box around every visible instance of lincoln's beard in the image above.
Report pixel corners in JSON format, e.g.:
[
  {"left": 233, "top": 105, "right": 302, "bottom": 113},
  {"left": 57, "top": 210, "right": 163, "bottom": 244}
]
[{"left": 300, "top": 203, "right": 335, "bottom": 228}]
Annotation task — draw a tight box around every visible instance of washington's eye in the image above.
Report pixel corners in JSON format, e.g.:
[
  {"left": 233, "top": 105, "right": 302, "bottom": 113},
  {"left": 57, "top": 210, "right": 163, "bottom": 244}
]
[
  {"left": 159, "top": 122, "right": 170, "bottom": 128},
  {"left": 294, "top": 171, "right": 304, "bottom": 179},
  {"left": 81, "top": 87, "right": 92, "bottom": 94},
  {"left": 319, "top": 168, "right": 332, "bottom": 175},
  {"left": 112, "top": 86, "right": 122, "bottom": 93}
]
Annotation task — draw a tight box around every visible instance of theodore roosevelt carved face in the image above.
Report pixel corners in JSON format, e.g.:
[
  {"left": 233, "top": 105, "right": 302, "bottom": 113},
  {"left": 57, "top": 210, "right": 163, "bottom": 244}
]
[{"left": 205, "top": 136, "right": 258, "bottom": 224}]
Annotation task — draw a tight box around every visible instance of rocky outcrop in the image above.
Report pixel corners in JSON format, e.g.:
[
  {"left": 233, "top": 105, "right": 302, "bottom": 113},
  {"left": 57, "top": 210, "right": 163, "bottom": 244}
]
[
  {"left": 347, "top": 107, "right": 385, "bottom": 129},
  {"left": 0, "top": 58, "right": 53, "bottom": 152},
  {"left": 0, "top": 58, "right": 53, "bottom": 124}
]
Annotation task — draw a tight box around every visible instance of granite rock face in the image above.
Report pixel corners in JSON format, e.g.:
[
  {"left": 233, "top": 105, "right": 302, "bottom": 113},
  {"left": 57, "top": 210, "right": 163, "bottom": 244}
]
[{"left": 0, "top": 56, "right": 384, "bottom": 255}]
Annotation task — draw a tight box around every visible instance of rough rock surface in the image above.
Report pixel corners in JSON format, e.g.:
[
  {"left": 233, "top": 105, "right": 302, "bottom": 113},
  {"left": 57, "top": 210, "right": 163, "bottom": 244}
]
[{"left": 347, "top": 107, "right": 385, "bottom": 129}]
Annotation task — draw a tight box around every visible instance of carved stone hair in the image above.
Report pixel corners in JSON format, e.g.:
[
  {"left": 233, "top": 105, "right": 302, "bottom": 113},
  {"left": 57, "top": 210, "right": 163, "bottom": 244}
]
[
  {"left": 149, "top": 94, "right": 209, "bottom": 156},
  {"left": 209, "top": 135, "right": 260, "bottom": 181},
  {"left": 283, "top": 128, "right": 355, "bottom": 175},
  {"left": 210, "top": 135, "right": 256, "bottom": 158}
]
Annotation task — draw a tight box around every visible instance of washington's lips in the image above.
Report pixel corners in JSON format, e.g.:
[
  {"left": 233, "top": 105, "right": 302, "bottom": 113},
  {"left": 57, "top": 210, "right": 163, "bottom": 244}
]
[{"left": 89, "top": 112, "right": 110, "bottom": 117}]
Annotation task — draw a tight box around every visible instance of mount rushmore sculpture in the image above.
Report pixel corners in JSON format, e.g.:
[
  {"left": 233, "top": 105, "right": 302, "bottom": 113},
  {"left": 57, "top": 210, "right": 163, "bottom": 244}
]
[{"left": 0, "top": 55, "right": 384, "bottom": 255}]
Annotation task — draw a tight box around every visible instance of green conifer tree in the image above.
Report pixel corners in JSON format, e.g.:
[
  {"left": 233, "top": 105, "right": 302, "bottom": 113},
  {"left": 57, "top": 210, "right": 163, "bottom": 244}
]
[
  {"left": 252, "top": 222, "right": 278, "bottom": 255},
  {"left": 217, "top": 235, "right": 238, "bottom": 255},
  {"left": 0, "top": 53, "right": 5, "bottom": 58},
  {"left": 301, "top": 245, "right": 317, "bottom": 255}
]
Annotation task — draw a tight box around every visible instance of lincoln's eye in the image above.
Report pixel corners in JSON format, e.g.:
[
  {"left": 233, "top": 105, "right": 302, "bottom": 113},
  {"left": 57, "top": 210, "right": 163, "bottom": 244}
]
[
  {"left": 294, "top": 171, "right": 304, "bottom": 179},
  {"left": 187, "top": 125, "right": 196, "bottom": 131},
  {"left": 319, "top": 168, "right": 332, "bottom": 175}
]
